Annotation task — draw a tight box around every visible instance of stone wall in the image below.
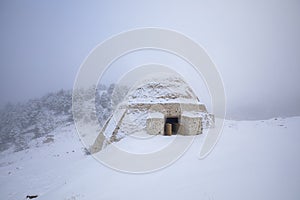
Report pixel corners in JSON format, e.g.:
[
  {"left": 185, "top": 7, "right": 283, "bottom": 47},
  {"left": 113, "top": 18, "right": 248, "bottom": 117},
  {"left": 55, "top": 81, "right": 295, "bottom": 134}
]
[
  {"left": 128, "top": 102, "right": 207, "bottom": 117},
  {"left": 179, "top": 114, "right": 202, "bottom": 135},
  {"left": 146, "top": 112, "right": 164, "bottom": 135},
  {"left": 133, "top": 102, "right": 212, "bottom": 136}
]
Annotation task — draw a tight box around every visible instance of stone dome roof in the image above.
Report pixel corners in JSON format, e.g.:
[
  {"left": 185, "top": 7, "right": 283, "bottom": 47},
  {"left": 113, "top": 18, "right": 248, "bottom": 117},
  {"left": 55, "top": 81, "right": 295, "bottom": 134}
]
[{"left": 126, "top": 74, "right": 199, "bottom": 104}]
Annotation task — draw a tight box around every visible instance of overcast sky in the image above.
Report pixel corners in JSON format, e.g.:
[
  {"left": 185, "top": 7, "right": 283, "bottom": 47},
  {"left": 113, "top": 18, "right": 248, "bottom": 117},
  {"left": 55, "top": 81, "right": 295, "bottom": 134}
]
[{"left": 0, "top": 0, "right": 299, "bottom": 119}]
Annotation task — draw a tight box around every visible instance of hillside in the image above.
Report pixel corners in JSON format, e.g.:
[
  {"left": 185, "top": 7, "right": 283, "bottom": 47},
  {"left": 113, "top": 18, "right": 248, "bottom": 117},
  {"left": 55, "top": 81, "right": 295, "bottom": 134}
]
[
  {"left": 0, "top": 117, "right": 299, "bottom": 200},
  {"left": 0, "top": 84, "right": 127, "bottom": 153},
  {"left": 0, "top": 80, "right": 299, "bottom": 200}
]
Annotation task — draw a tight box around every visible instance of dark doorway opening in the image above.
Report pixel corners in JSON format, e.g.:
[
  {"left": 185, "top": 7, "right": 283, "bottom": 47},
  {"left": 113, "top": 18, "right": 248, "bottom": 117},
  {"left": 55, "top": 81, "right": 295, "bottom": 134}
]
[{"left": 164, "top": 117, "right": 179, "bottom": 136}]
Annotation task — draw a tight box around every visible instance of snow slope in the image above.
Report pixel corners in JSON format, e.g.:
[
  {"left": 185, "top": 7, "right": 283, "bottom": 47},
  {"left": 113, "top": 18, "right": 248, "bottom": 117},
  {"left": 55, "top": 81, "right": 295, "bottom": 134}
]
[{"left": 1, "top": 117, "right": 300, "bottom": 200}]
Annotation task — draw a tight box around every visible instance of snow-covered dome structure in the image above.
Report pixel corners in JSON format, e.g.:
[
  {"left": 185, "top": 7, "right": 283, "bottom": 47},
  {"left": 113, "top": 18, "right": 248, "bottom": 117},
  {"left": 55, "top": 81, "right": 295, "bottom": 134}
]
[{"left": 90, "top": 74, "right": 214, "bottom": 153}]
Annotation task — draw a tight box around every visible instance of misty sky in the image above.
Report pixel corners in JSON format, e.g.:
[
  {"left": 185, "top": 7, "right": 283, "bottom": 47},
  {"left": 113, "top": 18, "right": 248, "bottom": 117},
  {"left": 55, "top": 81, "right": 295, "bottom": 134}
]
[{"left": 0, "top": 0, "right": 300, "bottom": 119}]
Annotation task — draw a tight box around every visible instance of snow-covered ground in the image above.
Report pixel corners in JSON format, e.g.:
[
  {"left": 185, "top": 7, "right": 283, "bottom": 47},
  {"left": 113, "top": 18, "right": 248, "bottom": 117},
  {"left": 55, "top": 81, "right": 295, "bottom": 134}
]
[{"left": 1, "top": 117, "right": 300, "bottom": 200}]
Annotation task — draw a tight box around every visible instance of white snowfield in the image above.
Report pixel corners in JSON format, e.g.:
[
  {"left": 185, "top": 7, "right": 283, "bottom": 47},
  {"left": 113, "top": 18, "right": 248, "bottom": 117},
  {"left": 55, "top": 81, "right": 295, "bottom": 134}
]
[{"left": 1, "top": 117, "right": 300, "bottom": 200}]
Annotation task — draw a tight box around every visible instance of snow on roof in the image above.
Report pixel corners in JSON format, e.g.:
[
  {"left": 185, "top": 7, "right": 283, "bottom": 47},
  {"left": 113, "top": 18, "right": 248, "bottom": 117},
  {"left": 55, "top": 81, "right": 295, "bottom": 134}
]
[
  {"left": 126, "top": 75, "right": 200, "bottom": 104},
  {"left": 128, "top": 99, "right": 201, "bottom": 105},
  {"left": 147, "top": 112, "right": 164, "bottom": 119},
  {"left": 182, "top": 111, "right": 203, "bottom": 118}
]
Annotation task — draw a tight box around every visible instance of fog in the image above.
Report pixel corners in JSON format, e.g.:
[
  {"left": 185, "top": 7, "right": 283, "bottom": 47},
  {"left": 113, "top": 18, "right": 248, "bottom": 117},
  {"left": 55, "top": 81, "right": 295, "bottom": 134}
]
[{"left": 0, "top": 0, "right": 300, "bottom": 119}]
